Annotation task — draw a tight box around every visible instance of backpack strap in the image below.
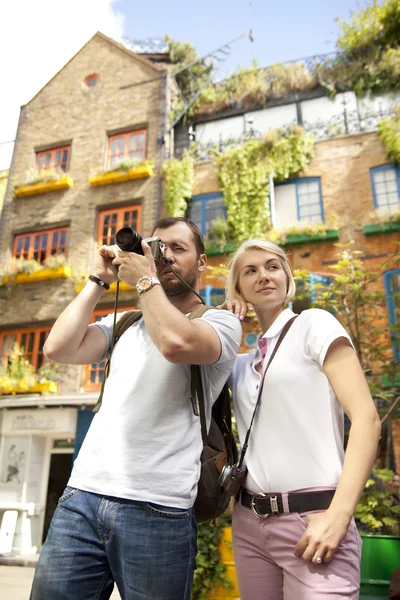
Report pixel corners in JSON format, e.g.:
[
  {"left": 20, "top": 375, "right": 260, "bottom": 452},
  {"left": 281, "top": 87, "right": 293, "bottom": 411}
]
[
  {"left": 94, "top": 304, "right": 215, "bottom": 415},
  {"left": 188, "top": 305, "right": 220, "bottom": 440},
  {"left": 93, "top": 310, "right": 143, "bottom": 413}
]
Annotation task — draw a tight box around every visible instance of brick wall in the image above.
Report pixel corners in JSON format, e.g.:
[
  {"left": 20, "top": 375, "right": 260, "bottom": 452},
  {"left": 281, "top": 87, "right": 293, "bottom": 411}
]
[{"left": 0, "top": 34, "right": 169, "bottom": 394}]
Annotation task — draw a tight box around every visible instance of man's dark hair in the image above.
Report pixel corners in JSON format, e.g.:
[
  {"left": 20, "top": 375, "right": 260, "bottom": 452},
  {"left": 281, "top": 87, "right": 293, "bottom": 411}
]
[{"left": 152, "top": 217, "right": 205, "bottom": 256}]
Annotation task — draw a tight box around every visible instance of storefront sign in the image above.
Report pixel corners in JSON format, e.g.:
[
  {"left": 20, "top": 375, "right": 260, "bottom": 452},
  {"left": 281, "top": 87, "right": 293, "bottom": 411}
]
[{"left": 2, "top": 408, "right": 77, "bottom": 435}]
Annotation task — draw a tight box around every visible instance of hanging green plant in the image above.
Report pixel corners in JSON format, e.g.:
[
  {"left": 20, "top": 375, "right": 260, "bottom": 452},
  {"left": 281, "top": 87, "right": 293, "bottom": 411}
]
[
  {"left": 216, "top": 127, "right": 314, "bottom": 244},
  {"left": 163, "top": 150, "right": 194, "bottom": 217},
  {"left": 378, "top": 106, "right": 400, "bottom": 163}
]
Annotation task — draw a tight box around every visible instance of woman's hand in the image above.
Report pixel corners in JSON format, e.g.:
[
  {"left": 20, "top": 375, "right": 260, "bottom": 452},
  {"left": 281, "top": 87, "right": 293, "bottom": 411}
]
[
  {"left": 217, "top": 299, "right": 254, "bottom": 321},
  {"left": 293, "top": 509, "right": 351, "bottom": 564}
]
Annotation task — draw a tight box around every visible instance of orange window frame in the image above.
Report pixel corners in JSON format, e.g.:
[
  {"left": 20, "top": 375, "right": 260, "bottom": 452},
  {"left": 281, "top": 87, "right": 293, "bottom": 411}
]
[
  {"left": 97, "top": 205, "right": 142, "bottom": 247},
  {"left": 36, "top": 146, "right": 71, "bottom": 173},
  {"left": 107, "top": 129, "right": 146, "bottom": 169},
  {"left": 13, "top": 227, "right": 69, "bottom": 263},
  {"left": 0, "top": 327, "right": 51, "bottom": 369},
  {"left": 84, "top": 306, "right": 135, "bottom": 390}
]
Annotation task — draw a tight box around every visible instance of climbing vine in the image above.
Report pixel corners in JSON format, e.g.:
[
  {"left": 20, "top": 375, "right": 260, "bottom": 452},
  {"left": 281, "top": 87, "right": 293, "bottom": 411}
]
[
  {"left": 163, "top": 150, "right": 194, "bottom": 217},
  {"left": 192, "top": 512, "right": 233, "bottom": 600},
  {"left": 216, "top": 127, "right": 314, "bottom": 244},
  {"left": 378, "top": 106, "right": 400, "bottom": 163}
]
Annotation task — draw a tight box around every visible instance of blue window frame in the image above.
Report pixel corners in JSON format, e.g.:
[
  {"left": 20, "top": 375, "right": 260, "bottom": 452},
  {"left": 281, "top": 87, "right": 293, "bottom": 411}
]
[
  {"left": 188, "top": 193, "right": 226, "bottom": 237},
  {"left": 200, "top": 286, "right": 225, "bottom": 307},
  {"left": 370, "top": 165, "right": 400, "bottom": 213},
  {"left": 384, "top": 268, "right": 400, "bottom": 362},
  {"left": 274, "top": 177, "right": 324, "bottom": 226}
]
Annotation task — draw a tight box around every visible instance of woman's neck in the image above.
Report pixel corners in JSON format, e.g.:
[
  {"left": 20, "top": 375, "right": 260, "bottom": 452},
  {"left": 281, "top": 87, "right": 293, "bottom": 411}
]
[{"left": 255, "top": 304, "right": 286, "bottom": 334}]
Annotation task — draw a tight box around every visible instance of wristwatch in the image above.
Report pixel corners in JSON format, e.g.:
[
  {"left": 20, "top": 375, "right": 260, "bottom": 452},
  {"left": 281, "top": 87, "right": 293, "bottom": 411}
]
[{"left": 136, "top": 275, "right": 161, "bottom": 295}]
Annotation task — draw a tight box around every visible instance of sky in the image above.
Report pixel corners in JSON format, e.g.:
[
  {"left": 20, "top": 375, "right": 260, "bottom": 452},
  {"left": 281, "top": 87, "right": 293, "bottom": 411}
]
[{"left": 0, "top": 0, "right": 363, "bottom": 170}]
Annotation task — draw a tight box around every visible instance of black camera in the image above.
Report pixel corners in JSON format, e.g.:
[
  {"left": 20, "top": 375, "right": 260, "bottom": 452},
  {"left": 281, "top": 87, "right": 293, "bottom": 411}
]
[
  {"left": 218, "top": 463, "right": 247, "bottom": 497},
  {"left": 115, "top": 227, "right": 166, "bottom": 265}
]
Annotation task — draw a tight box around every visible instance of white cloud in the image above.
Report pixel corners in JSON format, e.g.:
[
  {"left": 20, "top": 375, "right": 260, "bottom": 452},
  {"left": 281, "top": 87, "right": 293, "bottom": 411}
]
[{"left": 0, "top": 0, "right": 125, "bottom": 169}]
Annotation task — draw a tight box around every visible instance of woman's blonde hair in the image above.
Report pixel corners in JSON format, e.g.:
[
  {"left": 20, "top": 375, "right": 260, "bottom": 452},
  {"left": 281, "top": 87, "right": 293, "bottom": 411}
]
[{"left": 226, "top": 239, "right": 296, "bottom": 304}]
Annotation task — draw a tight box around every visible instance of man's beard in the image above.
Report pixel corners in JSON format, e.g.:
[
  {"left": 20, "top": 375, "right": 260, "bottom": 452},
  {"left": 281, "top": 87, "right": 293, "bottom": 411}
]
[{"left": 158, "top": 261, "right": 199, "bottom": 298}]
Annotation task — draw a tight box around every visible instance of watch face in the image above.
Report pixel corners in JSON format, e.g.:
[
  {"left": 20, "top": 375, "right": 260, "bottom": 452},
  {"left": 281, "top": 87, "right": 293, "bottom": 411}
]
[{"left": 140, "top": 278, "right": 152, "bottom": 290}]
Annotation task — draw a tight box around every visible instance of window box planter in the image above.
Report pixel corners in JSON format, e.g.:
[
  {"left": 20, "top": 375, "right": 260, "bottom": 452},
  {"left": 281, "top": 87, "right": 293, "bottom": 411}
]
[
  {"left": 205, "top": 244, "right": 234, "bottom": 258},
  {"left": 14, "top": 176, "right": 74, "bottom": 197},
  {"left": 1, "top": 266, "right": 72, "bottom": 285},
  {"left": 89, "top": 165, "right": 153, "bottom": 187},
  {"left": 283, "top": 229, "right": 340, "bottom": 246},
  {"left": 0, "top": 381, "right": 57, "bottom": 395},
  {"left": 381, "top": 373, "right": 400, "bottom": 388},
  {"left": 360, "top": 534, "right": 400, "bottom": 597},
  {"left": 363, "top": 222, "right": 400, "bottom": 236}
]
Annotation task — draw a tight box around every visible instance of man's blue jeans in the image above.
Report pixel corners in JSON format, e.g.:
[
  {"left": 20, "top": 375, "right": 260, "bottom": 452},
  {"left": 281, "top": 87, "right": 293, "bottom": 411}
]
[{"left": 30, "top": 487, "right": 197, "bottom": 600}]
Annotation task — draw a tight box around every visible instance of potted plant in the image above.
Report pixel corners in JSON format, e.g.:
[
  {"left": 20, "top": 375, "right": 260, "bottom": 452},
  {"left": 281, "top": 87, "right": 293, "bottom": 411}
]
[{"left": 355, "top": 467, "right": 400, "bottom": 597}]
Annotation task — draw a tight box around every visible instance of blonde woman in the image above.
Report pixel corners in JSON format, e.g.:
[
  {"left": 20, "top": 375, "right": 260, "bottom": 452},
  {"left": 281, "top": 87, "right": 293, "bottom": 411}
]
[{"left": 223, "top": 239, "right": 380, "bottom": 600}]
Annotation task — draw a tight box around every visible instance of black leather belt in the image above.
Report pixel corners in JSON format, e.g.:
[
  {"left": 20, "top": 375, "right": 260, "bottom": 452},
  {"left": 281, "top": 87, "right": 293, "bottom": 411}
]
[{"left": 238, "top": 489, "right": 335, "bottom": 518}]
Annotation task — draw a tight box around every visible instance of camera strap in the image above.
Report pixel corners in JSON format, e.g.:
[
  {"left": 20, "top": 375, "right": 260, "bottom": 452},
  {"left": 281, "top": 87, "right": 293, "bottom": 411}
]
[{"left": 237, "top": 315, "right": 298, "bottom": 469}]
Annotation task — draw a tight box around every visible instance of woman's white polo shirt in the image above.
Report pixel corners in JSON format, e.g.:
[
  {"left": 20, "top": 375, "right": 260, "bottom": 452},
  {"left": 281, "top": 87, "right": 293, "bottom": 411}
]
[{"left": 231, "top": 308, "right": 353, "bottom": 494}]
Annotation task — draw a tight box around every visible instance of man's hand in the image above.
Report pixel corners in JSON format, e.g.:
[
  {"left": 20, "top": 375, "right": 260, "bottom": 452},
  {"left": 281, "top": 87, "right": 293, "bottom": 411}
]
[
  {"left": 92, "top": 245, "right": 120, "bottom": 285},
  {"left": 293, "top": 510, "right": 351, "bottom": 564},
  {"left": 113, "top": 240, "right": 157, "bottom": 288}
]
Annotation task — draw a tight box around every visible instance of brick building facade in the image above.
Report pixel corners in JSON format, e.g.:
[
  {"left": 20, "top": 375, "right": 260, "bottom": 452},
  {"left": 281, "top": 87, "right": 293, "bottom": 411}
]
[
  {"left": 0, "top": 33, "right": 399, "bottom": 553},
  {"left": 0, "top": 32, "right": 173, "bottom": 553}
]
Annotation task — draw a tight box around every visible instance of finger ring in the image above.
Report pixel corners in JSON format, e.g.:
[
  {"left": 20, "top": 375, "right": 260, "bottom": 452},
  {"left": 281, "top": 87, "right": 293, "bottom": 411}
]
[{"left": 315, "top": 557, "right": 322, "bottom": 564}]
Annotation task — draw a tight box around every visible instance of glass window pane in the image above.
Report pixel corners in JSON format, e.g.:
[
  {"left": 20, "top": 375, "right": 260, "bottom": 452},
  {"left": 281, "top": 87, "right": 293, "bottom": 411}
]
[
  {"left": 111, "top": 139, "right": 118, "bottom": 154},
  {"left": 188, "top": 201, "right": 202, "bottom": 231}
]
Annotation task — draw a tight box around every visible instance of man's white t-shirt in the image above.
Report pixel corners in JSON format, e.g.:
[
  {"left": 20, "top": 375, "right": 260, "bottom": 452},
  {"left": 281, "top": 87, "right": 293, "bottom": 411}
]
[
  {"left": 231, "top": 308, "right": 353, "bottom": 494},
  {"left": 69, "top": 309, "right": 242, "bottom": 508}
]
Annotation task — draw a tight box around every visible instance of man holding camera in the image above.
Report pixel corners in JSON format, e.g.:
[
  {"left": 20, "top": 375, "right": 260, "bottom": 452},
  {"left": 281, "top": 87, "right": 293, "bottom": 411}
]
[{"left": 30, "top": 217, "right": 242, "bottom": 600}]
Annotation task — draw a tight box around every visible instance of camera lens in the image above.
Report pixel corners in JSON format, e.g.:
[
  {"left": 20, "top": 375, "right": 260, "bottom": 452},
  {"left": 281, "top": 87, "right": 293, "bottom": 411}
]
[{"left": 115, "top": 227, "right": 144, "bottom": 254}]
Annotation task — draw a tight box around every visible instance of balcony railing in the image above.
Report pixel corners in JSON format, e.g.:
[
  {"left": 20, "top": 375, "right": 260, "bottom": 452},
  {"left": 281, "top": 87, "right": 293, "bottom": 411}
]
[{"left": 192, "top": 105, "right": 395, "bottom": 162}]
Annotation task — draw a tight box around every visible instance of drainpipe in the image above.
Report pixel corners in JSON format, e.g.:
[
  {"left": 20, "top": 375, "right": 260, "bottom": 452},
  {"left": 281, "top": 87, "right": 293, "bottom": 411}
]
[{"left": 155, "top": 71, "right": 170, "bottom": 221}]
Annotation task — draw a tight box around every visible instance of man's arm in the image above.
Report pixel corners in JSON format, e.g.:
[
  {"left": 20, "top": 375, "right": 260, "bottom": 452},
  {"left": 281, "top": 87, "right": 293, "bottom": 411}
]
[
  {"left": 140, "top": 286, "right": 233, "bottom": 364},
  {"left": 115, "top": 243, "right": 241, "bottom": 365},
  {"left": 44, "top": 245, "right": 119, "bottom": 364}
]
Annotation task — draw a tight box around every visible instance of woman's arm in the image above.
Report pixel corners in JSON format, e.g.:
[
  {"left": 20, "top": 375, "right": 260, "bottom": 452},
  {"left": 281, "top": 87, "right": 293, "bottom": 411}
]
[{"left": 294, "top": 337, "right": 381, "bottom": 564}]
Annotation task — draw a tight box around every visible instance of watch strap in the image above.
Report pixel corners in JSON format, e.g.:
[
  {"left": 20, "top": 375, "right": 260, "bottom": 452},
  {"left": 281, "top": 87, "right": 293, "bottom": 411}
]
[{"left": 89, "top": 274, "right": 110, "bottom": 291}]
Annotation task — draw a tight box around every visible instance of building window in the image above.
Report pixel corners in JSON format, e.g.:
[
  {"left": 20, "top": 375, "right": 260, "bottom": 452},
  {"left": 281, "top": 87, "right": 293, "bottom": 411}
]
[
  {"left": 97, "top": 206, "right": 142, "bottom": 246},
  {"left": 370, "top": 165, "right": 400, "bottom": 213},
  {"left": 274, "top": 178, "right": 324, "bottom": 229},
  {"left": 13, "top": 227, "right": 68, "bottom": 263},
  {"left": 384, "top": 269, "right": 400, "bottom": 362},
  {"left": 85, "top": 307, "right": 135, "bottom": 389},
  {"left": 200, "top": 286, "right": 225, "bottom": 307},
  {"left": 107, "top": 130, "right": 146, "bottom": 169},
  {"left": 0, "top": 327, "right": 51, "bottom": 369},
  {"left": 84, "top": 73, "right": 99, "bottom": 88},
  {"left": 188, "top": 193, "right": 226, "bottom": 238},
  {"left": 36, "top": 146, "right": 71, "bottom": 173}
]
